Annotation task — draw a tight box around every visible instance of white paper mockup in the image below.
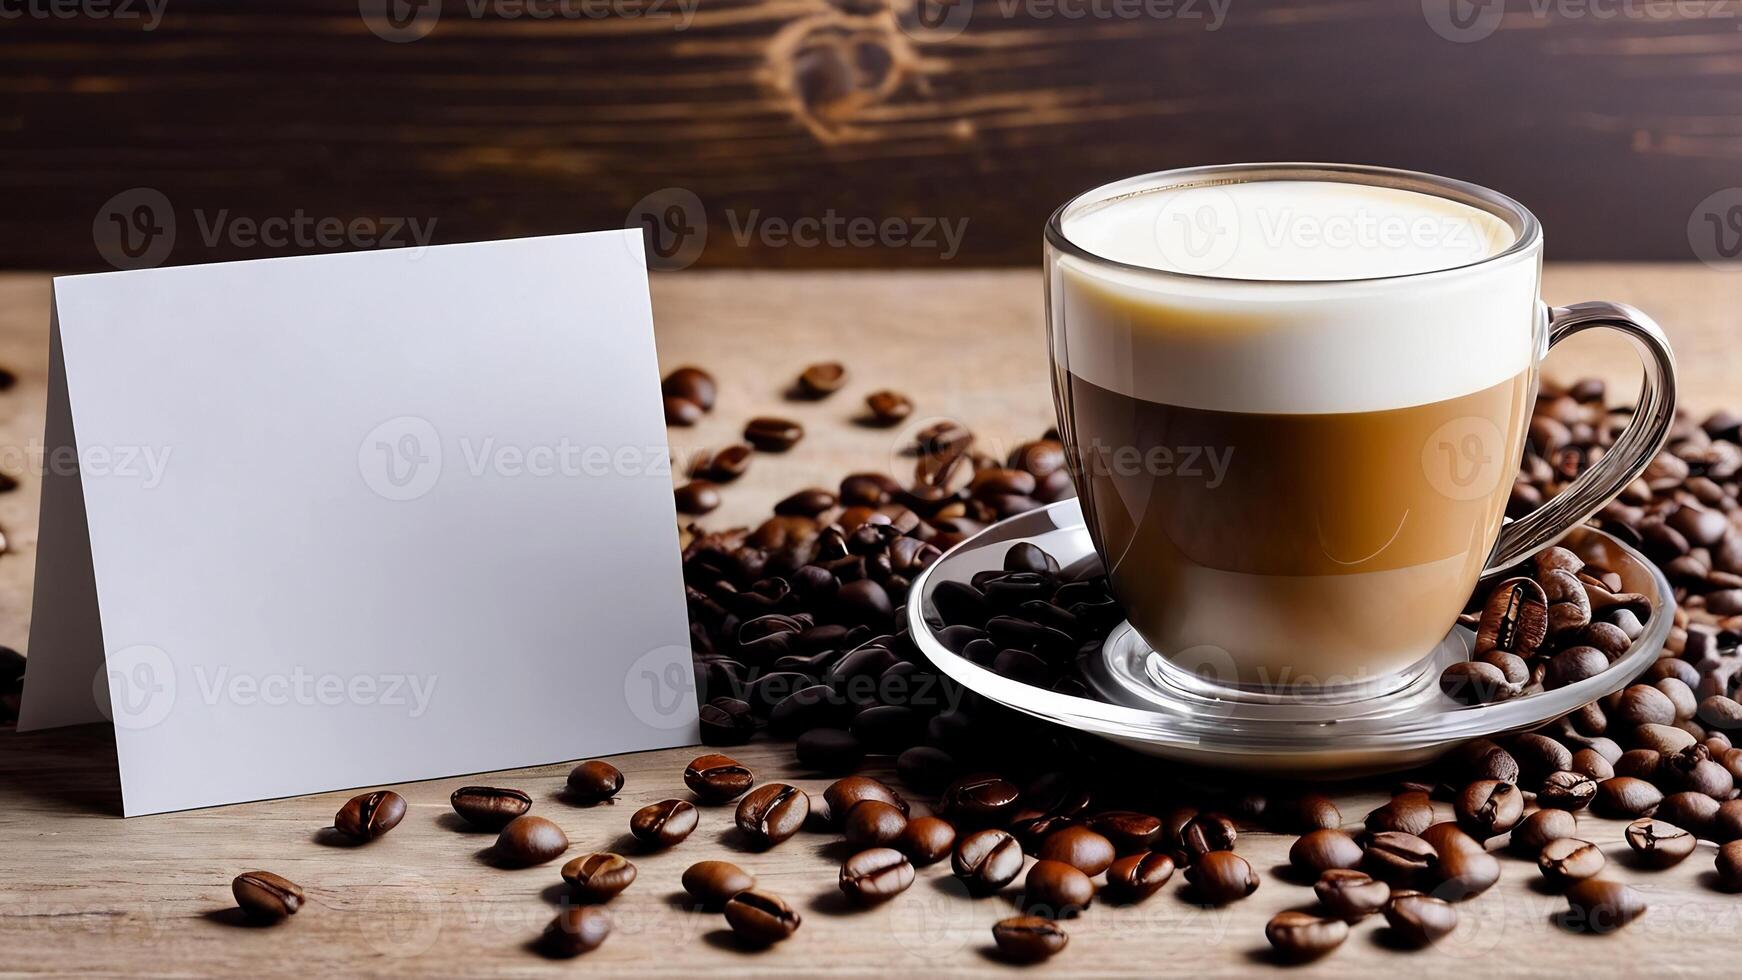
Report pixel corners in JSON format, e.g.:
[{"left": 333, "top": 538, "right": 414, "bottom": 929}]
[{"left": 19, "top": 231, "right": 700, "bottom": 815}]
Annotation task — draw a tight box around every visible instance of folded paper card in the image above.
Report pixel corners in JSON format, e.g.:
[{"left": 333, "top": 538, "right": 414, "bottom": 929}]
[{"left": 20, "top": 231, "right": 700, "bottom": 815}]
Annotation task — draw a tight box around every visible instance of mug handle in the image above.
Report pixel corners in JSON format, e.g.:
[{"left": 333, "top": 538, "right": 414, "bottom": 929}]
[{"left": 1484, "top": 301, "right": 1678, "bottom": 574}]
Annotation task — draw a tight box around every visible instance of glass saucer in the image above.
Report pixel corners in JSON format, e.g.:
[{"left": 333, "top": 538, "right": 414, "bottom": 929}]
[{"left": 905, "top": 499, "right": 1675, "bottom": 776}]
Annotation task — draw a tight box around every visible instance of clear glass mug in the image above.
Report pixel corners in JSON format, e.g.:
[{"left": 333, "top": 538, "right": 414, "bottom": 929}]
[{"left": 1044, "top": 164, "right": 1677, "bottom": 702}]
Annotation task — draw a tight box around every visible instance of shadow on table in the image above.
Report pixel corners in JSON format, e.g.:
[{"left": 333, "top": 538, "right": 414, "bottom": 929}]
[{"left": 0, "top": 721, "right": 122, "bottom": 816}]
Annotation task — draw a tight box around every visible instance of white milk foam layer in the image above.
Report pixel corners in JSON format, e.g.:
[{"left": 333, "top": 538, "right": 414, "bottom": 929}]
[{"left": 1056, "top": 179, "right": 1542, "bottom": 414}]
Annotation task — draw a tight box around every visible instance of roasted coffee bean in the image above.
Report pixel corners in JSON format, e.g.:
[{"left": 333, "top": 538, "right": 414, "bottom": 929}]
[
  {"left": 1571, "top": 747, "right": 1616, "bottom": 781},
  {"left": 1383, "top": 891, "right": 1457, "bottom": 946},
  {"left": 1718, "top": 840, "right": 1742, "bottom": 890},
  {"left": 839, "top": 847, "right": 915, "bottom": 904},
  {"left": 735, "top": 783, "right": 810, "bottom": 848},
  {"left": 1445, "top": 739, "right": 1520, "bottom": 784},
  {"left": 1563, "top": 879, "right": 1647, "bottom": 932},
  {"left": 850, "top": 704, "right": 924, "bottom": 753},
  {"left": 1184, "top": 850, "right": 1258, "bottom": 905},
  {"left": 1178, "top": 812, "right": 1238, "bottom": 859},
  {"left": 795, "top": 728, "right": 864, "bottom": 773},
  {"left": 664, "top": 395, "right": 703, "bottom": 427},
  {"left": 823, "top": 776, "right": 907, "bottom": 823},
  {"left": 1624, "top": 818, "right": 1696, "bottom": 868},
  {"left": 1537, "top": 770, "right": 1598, "bottom": 811},
  {"left": 1104, "top": 851, "right": 1174, "bottom": 903},
  {"left": 1476, "top": 576, "right": 1549, "bottom": 657},
  {"left": 1510, "top": 808, "right": 1578, "bottom": 855},
  {"left": 1595, "top": 776, "right": 1662, "bottom": 817},
  {"left": 895, "top": 815, "right": 956, "bottom": 865},
  {"left": 1454, "top": 780, "right": 1522, "bottom": 838},
  {"left": 1541, "top": 568, "right": 1593, "bottom": 634},
  {"left": 1036, "top": 826, "right": 1115, "bottom": 876},
  {"left": 1432, "top": 845, "right": 1501, "bottom": 901},
  {"left": 1003, "top": 542, "right": 1061, "bottom": 576},
  {"left": 1634, "top": 723, "right": 1697, "bottom": 756},
  {"left": 1088, "top": 811, "right": 1164, "bottom": 854},
  {"left": 1362, "top": 831, "right": 1436, "bottom": 885},
  {"left": 542, "top": 905, "right": 611, "bottom": 957},
  {"left": 334, "top": 790, "right": 406, "bottom": 842},
  {"left": 1314, "top": 868, "right": 1390, "bottom": 921},
  {"left": 681, "top": 860, "right": 755, "bottom": 909},
  {"left": 566, "top": 761, "right": 624, "bottom": 804},
  {"left": 796, "top": 362, "right": 847, "bottom": 398},
  {"left": 449, "top": 786, "right": 532, "bottom": 831},
  {"left": 1364, "top": 793, "right": 1437, "bottom": 836},
  {"left": 774, "top": 488, "right": 836, "bottom": 518},
  {"left": 661, "top": 366, "right": 716, "bottom": 411},
  {"left": 684, "top": 753, "right": 754, "bottom": 804},
  {"left": 1024, "top": 859, "right": 1094, "bottom": 917},
  {"left": 1615, "top": 748, "right": 1663, "bottom": 780},
  {"left": 952, "top": 828, "right": 1025, "bottom": 894},
  {"left": 1511, "top": 732, "right": 1575, "bottom": 788},
  {"left": 991, "top": 915, "right": 1068, "bottom": 963},
  {"left": 843, "top": 799, "right": 908, "bottom": 847},
  {"left": 938, "top": 773, "right": 1021, "bottom": 827},
  {"left": 1440, "top": 661, "right": 1511, "bottom": 704},
  {"left": 232, "top": 871, "right": 303, "bottom": 920},
  {"left": 699, "top": 697, "right": 756, "bottom": 746},
  {"left": 863, "top": 390, "right": 914, "bottom": 426},
  {"left": 1278, "top": 793, "right": 1343, "bottom": 832},
  {"left": 495, "top": 815, "right": 570, "bottom": 866},
  {"left": 722, "top": 890, "right": 801, "bottom": 945},
  {"left": 561, "top": 853, "right": 637, "bottom": 903},
  {"left": 674, "top": 480, "right": 720, "bottom": 515},
  {"left": 1290, "top": 828, "right": 1363, "bottom": 873},
  {"left": 1265, "top": 911, "right": 1349, "bottom": 962},
  {"left": 1616, "top": 684, "right": 1678, "bottom": 727},
  {"left": 744, "top": 417, "right": 803, "bottom": 452},
  {"left": 629, "top": 799, "right": 698, "bottom": 848},
  {"left": 1659, "top": 791, "right": 1720, "bottom": 837},
  {"left": 1538, "top": 837, "right": 1605, "bottom": 885},
  {"left": 691, "top": 444, "right": 753, "bottom": 483},
  {"left": 1419, "top": 822, "right": 1485, "bottom": 859},
  {"left": 1545, "top": 646, "right": 1608, "bottom": 689}
]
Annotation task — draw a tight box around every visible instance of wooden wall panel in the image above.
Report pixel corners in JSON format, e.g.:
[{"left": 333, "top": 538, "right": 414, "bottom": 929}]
[{"left": 2, "top": 0, "right": 1740, "bottom": 269}]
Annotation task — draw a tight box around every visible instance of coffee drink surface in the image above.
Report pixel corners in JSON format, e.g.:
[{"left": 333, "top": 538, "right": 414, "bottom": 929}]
[{"left": 1053, "top": 177, "right": 1539, "bottom": 689}]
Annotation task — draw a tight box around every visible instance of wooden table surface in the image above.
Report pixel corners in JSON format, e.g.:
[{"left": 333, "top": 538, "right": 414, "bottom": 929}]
[{"left": 0, "top": 266, "right": 1738, "bottom": 976}]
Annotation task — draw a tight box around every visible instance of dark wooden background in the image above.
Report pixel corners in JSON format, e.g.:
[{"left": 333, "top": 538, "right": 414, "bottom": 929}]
[{"left": 4, "top": 0, "right": 1741, "bottom": 270}]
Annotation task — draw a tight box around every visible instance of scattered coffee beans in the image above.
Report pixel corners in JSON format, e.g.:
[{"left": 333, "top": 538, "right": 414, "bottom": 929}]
[
  {"left": 449, "top": 786, "right": 532, "bottom": 831},
  {"left": 495, "top": 815, "right": 570, "bottom": 866},
  {"left": 1717, "top": 841, "right": 1742, "bottom": 891},
  {"left": 1563, "top": 878, "right": 1647, "bottom": 932},
  {"left": 681, "top": 860, "right": 755, "bottom": 909},
  {"left": 675, "top": 481, "right": 721, "bottom": 515},
  {"left": 1454, "top": 780, "right": 1522, "bottom": 838},
  {"left": 1037, "top": 826, "right": 1116, "bottom": 877},
  {"left": 839, "top": 847, "right": 915, "bottom": 904},
  {"left": 1625, "top": 818, "right": 1695, "bottom": 869},
  {"left": 1536, "top": 770, "right": 1598, "bottom": 811},
  {"left": 1265, "top": 910, "right": 1349, "bottom": 962},
  {"left": 842, "top": 799, "right": 907, "bottom": 847},
  {"left": 1024, "top": 859, "right": 1094, "bottom": 917},
  {"left": 542, "top": 905, "right": 611, "bottom": 957},
  {"left": 952, "top": 828, "right": 1024, "bottom": 895},
  {"left": 823, "top": 776, "right": 907, "bottom": 823},
  {"left": 1290, "top": 829, "right": 1363, "bottom": 874},
  {"left": 1537, "top": 837, "right": 1604, "bottom": 886},
  {"left": 1104, "top": 851, "right": 1173, "bottom": 903},
  {"left": 1383, "top": 891, "right": 1457, "bottom": 946},
  {"left": 566, "top": 761, "right": 624, "bottom": 804},
  {"left": 1510, "top": 808, "right": 1578, "bottom": 855},
  {"left": 232, "top": 871, "right": 303, "bottom": 920},
  {"left": 684, "top": 753, "right": 754, "bottom": 804},
  {"left": 1595, "top": 776, "right": 1663, "bottom": 817},
  {"left": 744, "top": 417, "right": 804, "bottom": 452},
  {"left": 629, "top": 799, "right": 699, "bottom": 848},
  {"left": 1314, "top": 868, "right": 1389, "bottom": 921},
  {"left": 992, "top": 915, "right": 1068, "bottom": 963},
  {"left": 735, "top": 783, "right": 810, "bottom": 848},
  {"left": 1365, "top": 793, "right": 1437, "bottom": 836},
  {"left": 334, "top": 790, "right": 406, "bottom": 842},
  {"left": 723, "top": 890, "right": 801, "bottom": 945},
  {"left": 561, "top": 853, "right": 637, "bottom": 903},
  {"left": 1185, "top": 850, "right": 1259, "bottom": 905},
  {"left": 661, "top": 366, "right": 716, "bottom": 412},
  {"left": 894, "top": 815, "right": 956, "bottom": 866},
  {"left": 863, "top": 390, "right": 914, "bottom": 427},
  {"left": 796, "top": 362, "right": 847, "bottom": 398},
  {"left": 1362, "top": 831, "right": 1436, "bottom": 886}
]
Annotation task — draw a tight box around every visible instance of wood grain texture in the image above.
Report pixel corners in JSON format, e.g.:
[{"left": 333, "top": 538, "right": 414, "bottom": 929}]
[
  {"left": 6, "top": 1, "right": 1742, "bottom": 269},
  {"left": 0, "top": 265, "right": 1739, "bottom": 976}
]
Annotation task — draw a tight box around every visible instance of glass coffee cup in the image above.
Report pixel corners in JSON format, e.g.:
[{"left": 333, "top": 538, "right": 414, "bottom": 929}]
[{"left": 1045, "top": 164, "right": 1676, "bottom": 702}]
